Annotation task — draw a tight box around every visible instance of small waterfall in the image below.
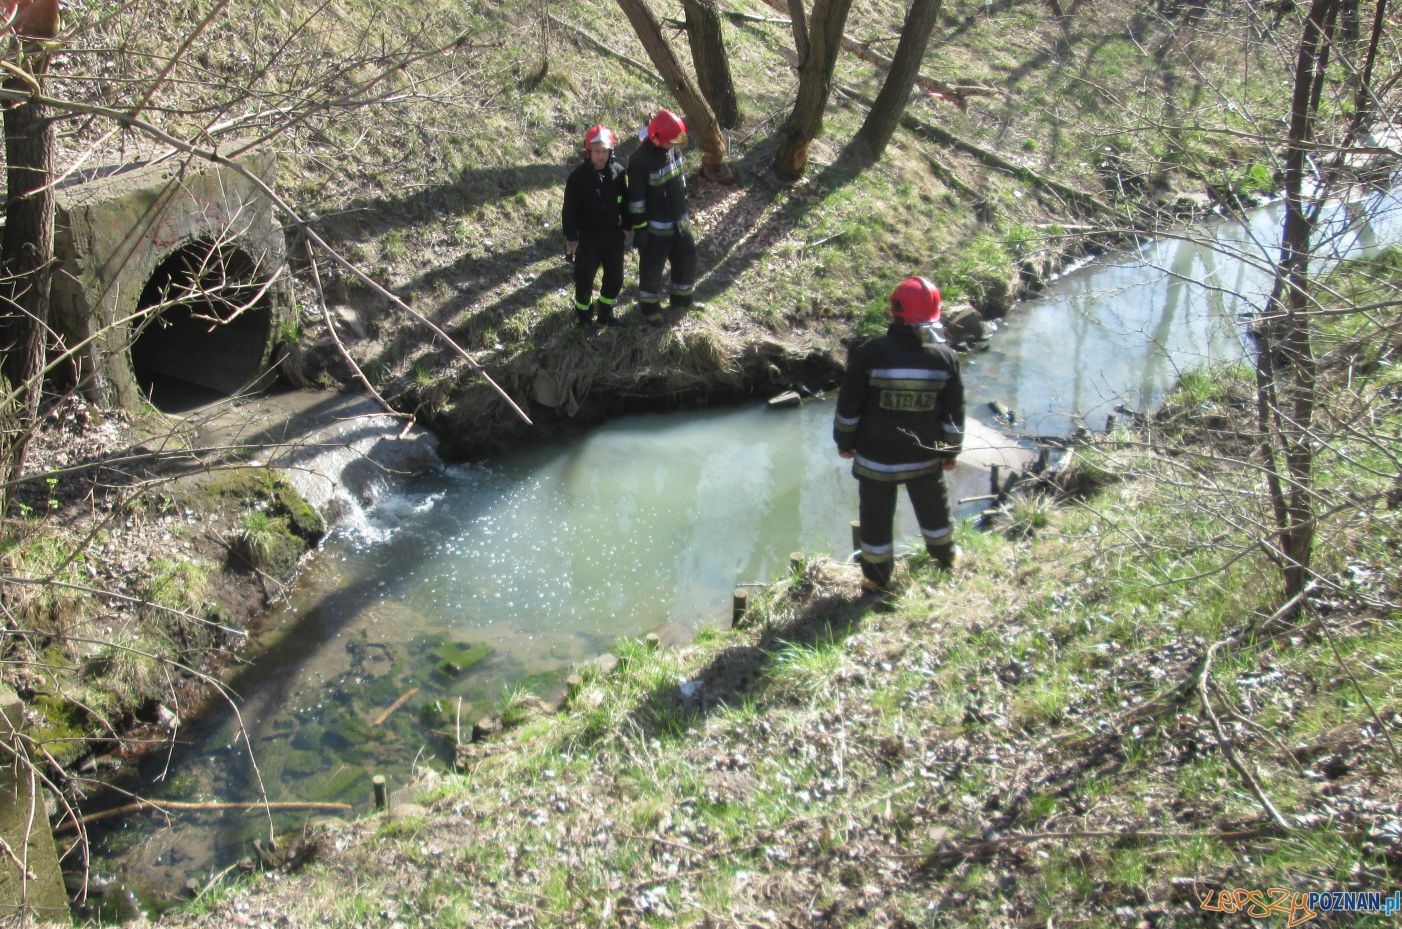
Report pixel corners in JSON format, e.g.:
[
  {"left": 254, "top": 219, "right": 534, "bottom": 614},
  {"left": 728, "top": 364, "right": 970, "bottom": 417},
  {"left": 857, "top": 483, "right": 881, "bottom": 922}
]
[
  {"left": 245, "top": 393, "right": 443, "bottom": 530},
  {"left": 336, "top": 482, "right": 450, "bottom": 550}
]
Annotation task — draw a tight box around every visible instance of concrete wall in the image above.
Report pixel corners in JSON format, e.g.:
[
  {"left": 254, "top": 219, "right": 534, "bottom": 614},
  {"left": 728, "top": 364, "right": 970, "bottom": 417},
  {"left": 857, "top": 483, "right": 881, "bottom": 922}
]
[{"left": 52, "top": 153, "right": 295, "bottom": 410}]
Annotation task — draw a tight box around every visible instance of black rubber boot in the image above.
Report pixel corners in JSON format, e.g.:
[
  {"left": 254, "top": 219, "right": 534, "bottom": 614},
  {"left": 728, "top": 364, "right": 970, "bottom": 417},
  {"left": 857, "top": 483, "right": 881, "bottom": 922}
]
[
  {"left": 668, "top": 299, "right": 704, "bottom": 326},
  {"left": 859, "top": 576, "right": 896, "bottom": 612},
  {"left": 595, "top": 301, "right": 625, "bottom": 328},
  {"left": 928, "top": 542, "right": 959, "bottom": 572}
]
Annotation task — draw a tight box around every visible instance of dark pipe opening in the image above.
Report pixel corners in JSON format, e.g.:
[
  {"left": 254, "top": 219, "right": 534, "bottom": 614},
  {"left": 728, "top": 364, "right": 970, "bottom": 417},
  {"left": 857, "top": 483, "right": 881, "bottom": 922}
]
[{"left": 130, "top": 239, "right": 277, "bottom": 412}]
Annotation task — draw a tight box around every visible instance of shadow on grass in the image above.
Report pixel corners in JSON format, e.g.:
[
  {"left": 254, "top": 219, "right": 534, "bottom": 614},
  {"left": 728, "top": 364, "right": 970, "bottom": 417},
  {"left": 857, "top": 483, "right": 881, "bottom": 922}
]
[
  {"left": 608, "top": 575, "right": 880, "bottom": 745},
  {"left": 324, "top": 163, "right": 568, "bottom": 248},
  {"left": 692, "top": 145, "right": 867, "bottom": 307},
  {"left": 358, "top": 135, "right": 866, "bottom": 402}
]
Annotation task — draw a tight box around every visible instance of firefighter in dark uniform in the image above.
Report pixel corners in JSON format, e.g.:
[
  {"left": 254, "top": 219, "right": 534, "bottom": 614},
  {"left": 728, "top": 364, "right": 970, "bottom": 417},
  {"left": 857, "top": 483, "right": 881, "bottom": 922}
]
[
  {"left": 627, "top": 109, "right": 698, "bottom": 326},
  {"left": 563, "top": 124, "right": 631, "bottom": 327},
  {"left": 834, "top": 276, "right": 964, "bottom": 592}
]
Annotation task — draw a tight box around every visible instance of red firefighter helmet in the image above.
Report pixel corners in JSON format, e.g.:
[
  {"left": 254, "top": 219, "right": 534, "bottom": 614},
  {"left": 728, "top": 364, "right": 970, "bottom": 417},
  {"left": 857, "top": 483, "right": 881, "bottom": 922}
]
[
  {"left": 889, "top": 276, "right": 942, "bottom": 325},
  {"left": 583, "top": 125, "right": 617, "bottom": 153},
  {"left": 646, "top": 109, "right": 688, "bottom": 146}
]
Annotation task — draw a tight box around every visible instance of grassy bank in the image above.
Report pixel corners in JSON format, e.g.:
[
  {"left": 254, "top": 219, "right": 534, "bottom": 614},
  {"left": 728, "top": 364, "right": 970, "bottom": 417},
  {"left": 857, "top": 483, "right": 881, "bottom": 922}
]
[{"left": 135, "top": 252, "right": 1401, "bottom": 927}]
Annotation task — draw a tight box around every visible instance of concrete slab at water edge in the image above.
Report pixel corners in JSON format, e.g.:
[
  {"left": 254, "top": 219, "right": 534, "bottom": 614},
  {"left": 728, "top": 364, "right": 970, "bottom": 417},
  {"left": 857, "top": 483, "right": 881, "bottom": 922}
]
[
  {"left": 186, "top": 389, "right": 442, "bottom": 520},
  {"left": 959, "top": 418, "right": 1040, "bottom": 474}
]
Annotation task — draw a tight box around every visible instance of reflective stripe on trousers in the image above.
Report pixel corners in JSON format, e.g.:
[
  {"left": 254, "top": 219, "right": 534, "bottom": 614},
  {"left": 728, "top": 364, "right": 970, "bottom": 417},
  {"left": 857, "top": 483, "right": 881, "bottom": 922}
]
[
  {"left": 856, "top": 471, "right": 952, "bottom": 588},
  {"left": 639, "top": 228, "right": 698, "bottom": 309}
]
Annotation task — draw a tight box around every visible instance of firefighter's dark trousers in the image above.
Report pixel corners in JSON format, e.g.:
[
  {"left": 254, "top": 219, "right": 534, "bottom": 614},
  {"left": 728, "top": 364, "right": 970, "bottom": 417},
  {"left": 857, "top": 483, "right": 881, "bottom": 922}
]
[
  {"left": 574, "top": 232, "right": 625, "bottom": 322},
  {"left": 637, "top": 228, "right": 698, "bottom": 321},
  {"left": 857, "top": 471, "right": 953, "bottom": 589}
]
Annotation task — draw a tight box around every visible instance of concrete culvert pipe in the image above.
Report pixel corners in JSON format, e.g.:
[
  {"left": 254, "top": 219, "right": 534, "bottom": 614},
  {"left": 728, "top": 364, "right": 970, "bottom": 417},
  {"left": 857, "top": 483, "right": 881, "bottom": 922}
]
[
  {"left": 52, "top": 152, "right": 296, "bottom": 412},
  {"left": 130, "top": 239, "right": 276, "bottom": 411}
]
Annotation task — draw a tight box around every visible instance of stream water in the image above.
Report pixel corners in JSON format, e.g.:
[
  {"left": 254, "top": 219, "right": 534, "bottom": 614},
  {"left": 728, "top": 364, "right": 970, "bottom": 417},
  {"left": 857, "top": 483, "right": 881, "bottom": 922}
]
[{"left": 84, "top": 186, "right": 1402, "bottom": 912}]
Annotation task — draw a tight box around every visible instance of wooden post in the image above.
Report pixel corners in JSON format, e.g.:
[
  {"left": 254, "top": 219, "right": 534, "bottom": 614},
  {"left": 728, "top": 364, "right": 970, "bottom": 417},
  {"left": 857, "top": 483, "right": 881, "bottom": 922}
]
[
  {"left": 372, "top": 774, "right": 388, "bottom": 812},
  {"left": 789, "top": 552, "right": 804, "bottom": 574},
  {"left": 644, "top": 633, "right": 660, "bottom": 651},
  {"left": 990, "top": 465, "right": 1001, "bottom": 497},
  {"left": 849, "top": 519, "right": 861, "bottom": 552},
  {"left": 731, "top": 588, "right": 748, "bottom": 627}
]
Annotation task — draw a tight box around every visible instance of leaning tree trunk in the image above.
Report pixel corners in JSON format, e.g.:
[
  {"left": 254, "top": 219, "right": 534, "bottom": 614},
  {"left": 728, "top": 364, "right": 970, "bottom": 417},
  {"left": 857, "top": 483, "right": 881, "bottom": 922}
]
[
  {"left": 1256, "top": 0, "right": 1339, "bottom": 602},
  {"left": 786, "top": 0, "right": 808, "bottom": 63},
  {"left": 1343, "top": 0, "right": 1387, "bottom": 138},
  {"left": 682, "top": 0, "right": 741, "bottom": 129},
  {"left": 851, "top": 0, "right": 943, "bottom": 163},
  {"left": 614, "top": 0, "right": 731, "bottom": 179},
  {"left": 772, "top": 0, "right": 854, "bottom": 182},
  {"left": 0, "top": 49, "right": 56, "bottom": 489}
]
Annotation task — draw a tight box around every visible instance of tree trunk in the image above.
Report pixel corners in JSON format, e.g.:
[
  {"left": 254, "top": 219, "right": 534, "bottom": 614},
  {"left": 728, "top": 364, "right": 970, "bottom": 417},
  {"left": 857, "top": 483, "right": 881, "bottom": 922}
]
[
  {"left": 772, "top": 0, "right": 855, "bottom": 181},
  {"left": 1256, "top": 0, "right": 1339, "bottom": 602},
  {"left": 755, "top": 0, "right": 985, "bottom": 108},
  {"left": 1344, "top": 0, "right": 1387, "bottom": 139},
  {"left": 0, "top": 50, "right": 56, "bottom": 490},
  {"left": 851, "top": 0, "right": 943, "bottom": 163},
  {"left": 682, "top": 0, "right": 741, "bottom": 129},
  {"left": 614, "top": 0, "right": 731, "bottom": 179}
]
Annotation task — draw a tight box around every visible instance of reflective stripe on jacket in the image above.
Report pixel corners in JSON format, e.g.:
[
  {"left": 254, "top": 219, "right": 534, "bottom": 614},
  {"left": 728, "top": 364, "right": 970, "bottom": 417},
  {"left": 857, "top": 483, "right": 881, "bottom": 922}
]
[
  {"left": 833, "top": 324, "right": 964, "bottom": 482},
  {"left": 626, "top": 140, "right": 689, "bottom": 236}
]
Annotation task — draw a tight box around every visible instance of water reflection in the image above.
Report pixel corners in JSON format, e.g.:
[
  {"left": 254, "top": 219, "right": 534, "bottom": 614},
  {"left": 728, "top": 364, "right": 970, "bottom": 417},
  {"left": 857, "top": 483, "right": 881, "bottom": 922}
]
[
  {"left": 971, "top": 212, "right": 1262, "bottom": 435},
  {"left": 970, "top": 187, "right": 1402, "bottom": 434}
]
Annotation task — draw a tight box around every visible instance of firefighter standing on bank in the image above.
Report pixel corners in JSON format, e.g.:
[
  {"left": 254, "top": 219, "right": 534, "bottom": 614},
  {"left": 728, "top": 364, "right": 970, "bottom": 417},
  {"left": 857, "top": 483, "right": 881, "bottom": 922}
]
[
  {"left": 627, "top": 109, "right": 698, "bottom": 326},
  {"left": 563, "top": 125, "right": 631, "bottom": 328},
  {"left": 834, "top": 276, "right": 964, "bottom": 592}
]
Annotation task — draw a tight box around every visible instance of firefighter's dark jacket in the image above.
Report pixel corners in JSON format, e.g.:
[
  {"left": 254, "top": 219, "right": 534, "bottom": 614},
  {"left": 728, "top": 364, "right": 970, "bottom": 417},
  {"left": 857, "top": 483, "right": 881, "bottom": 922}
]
[
  {"left": 562, "top": 156, "right": 629, "bottom": 242},
  {"left": 626, "top": 140, "right": 689, "bottom": 236},
  {"left": 833, "top": 324, "right": 965, "bottom": 482}
]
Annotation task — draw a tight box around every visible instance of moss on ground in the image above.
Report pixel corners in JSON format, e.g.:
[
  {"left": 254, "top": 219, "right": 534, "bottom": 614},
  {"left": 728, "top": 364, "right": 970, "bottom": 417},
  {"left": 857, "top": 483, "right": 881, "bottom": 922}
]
[{"left": 207, "top": 469, "right": 325, "bottom": 543}]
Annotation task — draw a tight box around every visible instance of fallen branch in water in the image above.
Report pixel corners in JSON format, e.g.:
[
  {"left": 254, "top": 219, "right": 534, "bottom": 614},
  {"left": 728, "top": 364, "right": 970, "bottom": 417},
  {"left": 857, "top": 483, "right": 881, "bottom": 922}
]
[
  {"left": 59, "top": 799, "right": 354, "bottom": 831},
  {"left": 372, "top": 686, "right": 422, "bottom": 728}
]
